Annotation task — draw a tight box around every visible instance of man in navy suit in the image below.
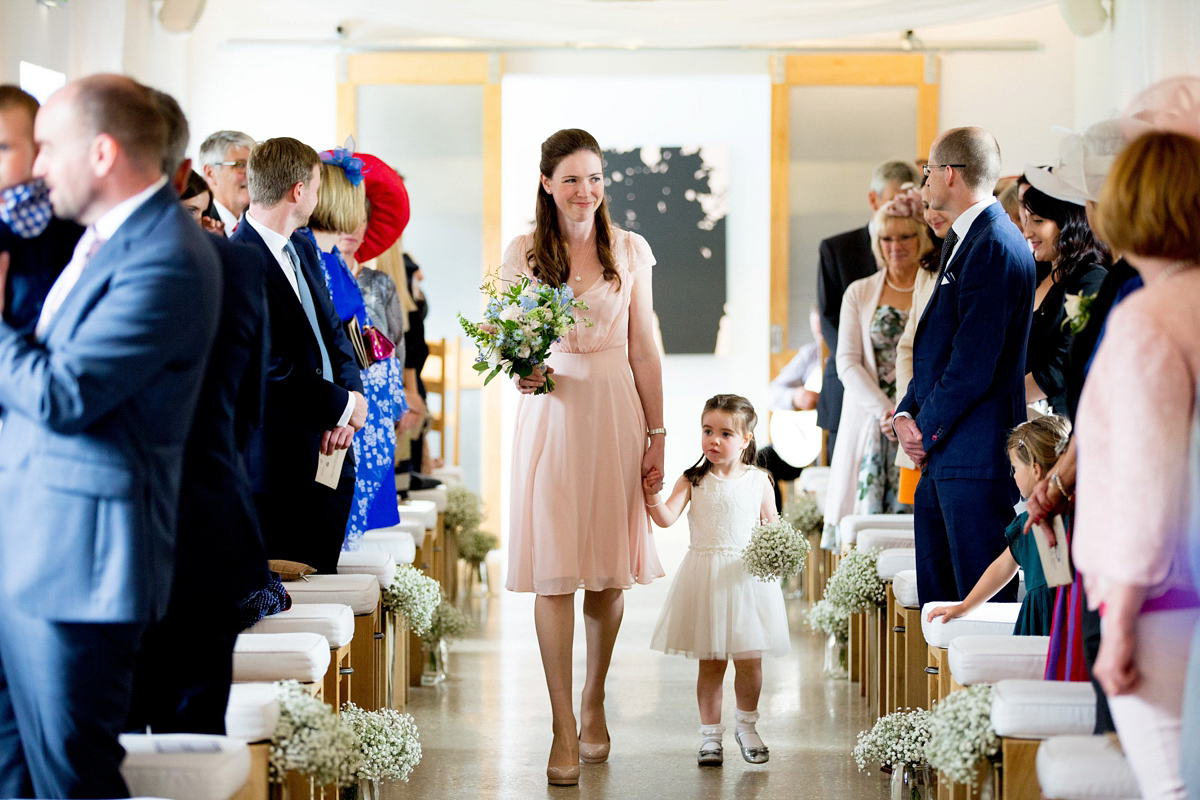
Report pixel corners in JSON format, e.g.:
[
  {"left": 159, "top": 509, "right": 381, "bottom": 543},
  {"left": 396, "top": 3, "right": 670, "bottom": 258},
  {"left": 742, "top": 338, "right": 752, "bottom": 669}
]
[
  {"left": 232, "top": 137, "right": 366, "bottom": 575},
  {"left": 125, "top": 89, "right": 274, "bottom": 736},
  {"left": 0, "top": 75, "right": 221, "bottom": 798},
  {"left": 893, "top": 127, "right": 1035, "bottom": 607}
]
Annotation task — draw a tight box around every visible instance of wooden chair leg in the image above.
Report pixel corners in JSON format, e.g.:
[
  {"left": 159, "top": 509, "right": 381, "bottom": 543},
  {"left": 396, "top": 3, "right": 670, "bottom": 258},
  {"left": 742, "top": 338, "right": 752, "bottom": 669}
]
[
  {"left": 902, "top": 606, "right": 928, "bottom": 710},
  {"left": 1001, "top": 738, "right": 1039, "bottom": 800}
]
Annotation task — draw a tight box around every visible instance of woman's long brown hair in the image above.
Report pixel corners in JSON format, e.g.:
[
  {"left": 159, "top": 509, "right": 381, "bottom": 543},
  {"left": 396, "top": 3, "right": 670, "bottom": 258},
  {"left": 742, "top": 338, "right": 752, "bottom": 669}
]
[{"left": 529, "top": 128, "right": 620, "bottom": 289}]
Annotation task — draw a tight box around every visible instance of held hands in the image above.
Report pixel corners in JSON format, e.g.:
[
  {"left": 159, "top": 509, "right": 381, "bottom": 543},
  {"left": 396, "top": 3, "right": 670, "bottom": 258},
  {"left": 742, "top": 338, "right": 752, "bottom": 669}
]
[
  {"left": 879, "top": 410, "right": 898, "bottom": 442},
  {"left": 926, "top": 603, "right": 965, "bottom": 624},
  {"left": 349, "top": 391, "right": 368, "bottom": 431},
  {"left": 1022, "top": 473, "right": 1068, "bottom": 545},
  {"left": 642, "top": 435, "right": 665, "bottom": 494},
  {"left": 893, "top": 415, "right": 927, "bottom": 468},
  {"left": 320, "top": 425, "right": 355, "bottom": 455},
  {"left": 515, "top": 364, "right": 554, "bottom": 395}
]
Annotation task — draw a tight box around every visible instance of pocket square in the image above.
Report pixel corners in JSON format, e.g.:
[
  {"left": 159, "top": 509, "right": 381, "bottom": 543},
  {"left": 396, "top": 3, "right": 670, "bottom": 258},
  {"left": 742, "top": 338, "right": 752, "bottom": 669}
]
[{"left": 940, "top": 275, "right": 951, "bottom": 285}]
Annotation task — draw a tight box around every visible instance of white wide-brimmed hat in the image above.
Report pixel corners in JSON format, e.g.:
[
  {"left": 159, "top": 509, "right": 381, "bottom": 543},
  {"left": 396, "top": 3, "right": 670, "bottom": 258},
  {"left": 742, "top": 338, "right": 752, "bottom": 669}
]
[{"left": 1024, "top": 119, "right": 1126, "bottom": 205}]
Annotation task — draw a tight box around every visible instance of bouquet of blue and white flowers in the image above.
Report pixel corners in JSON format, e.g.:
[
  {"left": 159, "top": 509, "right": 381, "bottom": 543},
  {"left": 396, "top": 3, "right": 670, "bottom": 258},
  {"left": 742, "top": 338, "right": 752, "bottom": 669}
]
[{"left": 459, "top": 275, "right": 589, "bottom": 395}]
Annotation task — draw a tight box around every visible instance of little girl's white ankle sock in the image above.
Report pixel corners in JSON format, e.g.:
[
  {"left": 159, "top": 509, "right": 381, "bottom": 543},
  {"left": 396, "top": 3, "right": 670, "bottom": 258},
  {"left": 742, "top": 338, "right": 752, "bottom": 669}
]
[
  {"left": 735, "top": 708, "right": 764, "bottom": 749},
  {"left": 699, "top": 723, "right": 725, "bottom": 744}
]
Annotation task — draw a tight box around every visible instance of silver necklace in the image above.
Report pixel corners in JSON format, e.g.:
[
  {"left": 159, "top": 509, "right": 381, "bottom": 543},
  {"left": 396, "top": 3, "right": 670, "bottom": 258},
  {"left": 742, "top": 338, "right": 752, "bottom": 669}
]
[{"left": 884, "top": 275, "right": 915, "bottom": 293}]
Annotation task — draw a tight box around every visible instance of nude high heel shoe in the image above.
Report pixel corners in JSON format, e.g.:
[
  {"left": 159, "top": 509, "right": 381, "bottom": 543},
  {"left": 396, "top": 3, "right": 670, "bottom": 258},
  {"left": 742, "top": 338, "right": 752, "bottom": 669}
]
[
  {"left": 578, "top": 729, "right": 610, "bottom": 764},
  {"left": 547, "top": 735, "right": 580, "bottom": 786}
]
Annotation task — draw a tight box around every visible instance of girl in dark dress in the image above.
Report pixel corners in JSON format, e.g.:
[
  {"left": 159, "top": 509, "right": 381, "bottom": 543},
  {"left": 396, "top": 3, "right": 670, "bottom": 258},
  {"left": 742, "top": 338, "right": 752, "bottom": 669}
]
[
  {"left": 925, "top": 415, "right": 1072, "bottom": 636},
  {"left": 1021, "top": 179, "right": 1111, "bottom": 415}
]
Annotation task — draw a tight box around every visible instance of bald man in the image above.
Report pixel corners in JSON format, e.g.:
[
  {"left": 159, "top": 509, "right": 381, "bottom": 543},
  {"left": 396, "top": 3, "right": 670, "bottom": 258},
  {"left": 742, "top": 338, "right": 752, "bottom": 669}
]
[{"left": 0, "top": 75, "right": 220, "bottom": 798}]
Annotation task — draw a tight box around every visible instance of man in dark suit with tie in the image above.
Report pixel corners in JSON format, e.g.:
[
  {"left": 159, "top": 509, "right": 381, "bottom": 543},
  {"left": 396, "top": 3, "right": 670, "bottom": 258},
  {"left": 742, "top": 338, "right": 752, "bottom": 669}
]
[
  {"left": 816, "top": 159, "right": 921, "bottom": 459},
  {"left": 232, "top": 137, "right": 366, "bottom": 574},
  {"left": 0, "top": 75, "right": 221, "bottom": 798},
  {"left": 893, "top": 127, "right": 1035, "bottom": 607},
  {"left": 125, "top": 89, "right": 274, "bottom": 736}
]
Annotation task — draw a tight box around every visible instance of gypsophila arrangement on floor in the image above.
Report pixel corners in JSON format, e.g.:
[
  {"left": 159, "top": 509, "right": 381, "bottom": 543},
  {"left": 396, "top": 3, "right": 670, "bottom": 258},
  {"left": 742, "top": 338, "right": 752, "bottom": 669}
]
[
  {"left": 853, "top": 709, "right": 932, "bottom": 772},
  {"left": 459, "top": 273, "right": 591, "bottom": 394},
  {"left": 341, "top": 703, "right": 422, "bottom": 784},
  {"left": 807, "top": 598, "right": 850, "bottom": 643},
  {"left": 270, "top": 681, "right": 361, "bottom": 787},
  {"left": 824, "top": 547, "right": 886, "bottom": 613},
  {"left": 444, "top": 485, "right": 484, "bottom": 539},
  {"left": 458, "top": 528, "right": 499, "bottom": 566},
  {"left": 925, "top": 685, "right": 1000, "bottom": 785},
  {"left": 421, "top": 599, "right": 472, "bottom": 647},
  {"left": 742, "top": 518, "right": 810, "bottom": 582},
  {"left": 783, "top": 491, "right": 824, "bottom": 539},
  {"left": 381, "top": 565, "right": 441, "bottom": 637}
]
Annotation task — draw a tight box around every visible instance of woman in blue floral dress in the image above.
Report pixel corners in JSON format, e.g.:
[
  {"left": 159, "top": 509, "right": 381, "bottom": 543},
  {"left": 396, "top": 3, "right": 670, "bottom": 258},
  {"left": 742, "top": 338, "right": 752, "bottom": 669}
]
[{"left": 301, "top": 151, "right": 405, "bottom": 544}]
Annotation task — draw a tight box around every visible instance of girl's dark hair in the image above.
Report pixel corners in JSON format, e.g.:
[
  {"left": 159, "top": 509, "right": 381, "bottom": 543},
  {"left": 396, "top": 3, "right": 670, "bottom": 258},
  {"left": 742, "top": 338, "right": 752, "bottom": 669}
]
[
  {"left": 529, "top": 129, "right": 620, "bottom": 289},
  {"left": 182, "top": 169, "right": 209, "bottom": 201},
  {"left": 1022, "top": 185, "right": 1111, "bottom": 284},
  {"left": 684, "top": 394, "right": 761, "bottom": 486}
]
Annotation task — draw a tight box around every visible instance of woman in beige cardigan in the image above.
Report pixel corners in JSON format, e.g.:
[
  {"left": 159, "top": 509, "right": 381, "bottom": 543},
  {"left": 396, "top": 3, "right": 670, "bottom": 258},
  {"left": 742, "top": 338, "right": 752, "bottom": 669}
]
[{"left": 823, "top": 195, "right": 935, "bottom": 547}]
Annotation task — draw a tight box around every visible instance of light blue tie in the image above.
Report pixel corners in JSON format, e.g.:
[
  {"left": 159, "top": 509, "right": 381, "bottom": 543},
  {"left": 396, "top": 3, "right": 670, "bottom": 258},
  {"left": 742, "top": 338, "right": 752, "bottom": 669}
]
[{"left": 283, "top": 240, "right": 333, "bottom": 382}]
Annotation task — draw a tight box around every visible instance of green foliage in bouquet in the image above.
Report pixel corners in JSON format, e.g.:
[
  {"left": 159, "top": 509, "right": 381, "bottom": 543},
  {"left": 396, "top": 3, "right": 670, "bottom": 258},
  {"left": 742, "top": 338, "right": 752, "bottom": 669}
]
[
  {"left": 444, "top": 485, "right": 484, "bottom": 538},
  {"left": 458, "top": 528, "right": 499, "bottom": 566},
  {"left": 420, "top": 599, "right": 472, "bottom": 646}
]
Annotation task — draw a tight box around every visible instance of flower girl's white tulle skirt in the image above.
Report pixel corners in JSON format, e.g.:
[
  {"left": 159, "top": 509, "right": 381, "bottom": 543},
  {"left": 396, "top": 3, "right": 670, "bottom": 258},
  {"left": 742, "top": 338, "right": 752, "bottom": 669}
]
[{"left": 650, "top": 547, "right": 791, "bottom": 660}]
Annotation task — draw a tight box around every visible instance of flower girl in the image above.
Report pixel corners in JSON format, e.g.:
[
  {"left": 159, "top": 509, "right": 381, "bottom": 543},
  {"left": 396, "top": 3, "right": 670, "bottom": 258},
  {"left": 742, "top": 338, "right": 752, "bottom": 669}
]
[{"left": 643, "top": 394, "right": 790, "bottom": 766}]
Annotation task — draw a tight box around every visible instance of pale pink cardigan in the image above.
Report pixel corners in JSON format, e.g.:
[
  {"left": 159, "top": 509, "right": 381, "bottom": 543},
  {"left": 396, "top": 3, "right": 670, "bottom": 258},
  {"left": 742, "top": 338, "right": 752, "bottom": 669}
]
[{"left": 1073, "top": 269, "right": 1200, "bottom": 609}]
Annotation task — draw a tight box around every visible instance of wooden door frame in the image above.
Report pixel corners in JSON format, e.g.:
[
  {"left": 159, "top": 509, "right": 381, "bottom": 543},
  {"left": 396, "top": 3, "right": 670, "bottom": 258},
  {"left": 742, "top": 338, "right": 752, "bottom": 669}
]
[
  {"left": 337, "top": 52, "right": 504, "bottom": 535},
  {"left": 768, "top": 53, "right": 939, "bottom": 378}
]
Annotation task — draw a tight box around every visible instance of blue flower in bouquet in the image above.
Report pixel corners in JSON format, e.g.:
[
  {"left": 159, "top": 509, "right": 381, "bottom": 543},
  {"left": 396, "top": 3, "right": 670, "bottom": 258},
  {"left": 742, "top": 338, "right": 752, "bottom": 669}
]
[{"left": 459, "top": 273, "right": 591, "bottom": 395}]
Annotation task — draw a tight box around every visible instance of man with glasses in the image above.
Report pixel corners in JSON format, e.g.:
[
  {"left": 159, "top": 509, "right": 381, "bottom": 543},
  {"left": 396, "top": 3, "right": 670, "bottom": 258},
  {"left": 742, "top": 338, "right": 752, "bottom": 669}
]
[
  {"left": 199, "top": 129, "right": 254, "bottom": 234},
  {"left": 892, "top": 127, "right": 1035, "bottom": 609}
]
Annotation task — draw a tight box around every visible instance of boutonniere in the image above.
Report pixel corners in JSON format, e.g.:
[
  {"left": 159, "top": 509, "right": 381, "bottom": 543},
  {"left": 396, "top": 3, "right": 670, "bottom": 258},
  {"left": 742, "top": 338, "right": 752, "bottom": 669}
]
[{"left": 1061, "top": 292, "right": 1096, "bottom": 335}]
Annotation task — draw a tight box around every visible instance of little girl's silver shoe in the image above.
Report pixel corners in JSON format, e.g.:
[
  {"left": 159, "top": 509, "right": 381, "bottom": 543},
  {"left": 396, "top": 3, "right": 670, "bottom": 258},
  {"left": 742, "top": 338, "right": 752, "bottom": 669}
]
[
  {"left": 697, "top": 740, "right": 723, "bottom": 767},
  {"left": 735, "top": 732, "right": 769, "bottom": 764}
]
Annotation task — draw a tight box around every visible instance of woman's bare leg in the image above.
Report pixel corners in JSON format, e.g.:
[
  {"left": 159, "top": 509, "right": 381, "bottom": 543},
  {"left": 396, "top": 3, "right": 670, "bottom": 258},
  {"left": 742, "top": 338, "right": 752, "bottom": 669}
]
[
  {"left": 535, "top": 593, "right": 579, "bottom": 767},
  {"left": 580, "top": 588, "right": 623, "bottom": 743}
]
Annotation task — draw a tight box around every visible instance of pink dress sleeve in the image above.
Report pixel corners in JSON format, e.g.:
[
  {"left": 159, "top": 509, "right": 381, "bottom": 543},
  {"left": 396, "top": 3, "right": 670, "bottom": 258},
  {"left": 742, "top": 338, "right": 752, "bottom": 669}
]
[
  {"left": 1073, "top": 301, "right": 1194, "bottom": 604},
  {"left": 625, "top": 231, "right": 656, "bottom": 278},
  {"left": 500, "top": 235, "right": 531, "bottom": 286}
]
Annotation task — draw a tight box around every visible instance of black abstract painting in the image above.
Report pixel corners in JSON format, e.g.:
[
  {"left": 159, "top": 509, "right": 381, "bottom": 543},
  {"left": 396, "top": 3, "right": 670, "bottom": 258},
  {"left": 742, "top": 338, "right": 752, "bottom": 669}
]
[{"left": 602, "top": 146, "right": 728, "bottom": 354}]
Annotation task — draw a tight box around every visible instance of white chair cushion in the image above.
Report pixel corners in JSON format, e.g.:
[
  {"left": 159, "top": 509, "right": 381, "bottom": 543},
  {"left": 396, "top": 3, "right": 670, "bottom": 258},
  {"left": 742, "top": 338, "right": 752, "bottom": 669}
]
[
  {"left": 119, "top": 733, "right": 251, "bottom": 800},
  {"left": 1036, "top": 735, "right": 1140, "bottom": 800},
  {"left": 991, "top": 680, "right": 1096, "bottom": 739},
  {"left": 357, "top": 530, "right": 416, "bottom": 566},
  {"left": 921, "top": 602, "right": 1021, "bottom": 648},
  {"left": 339, "top": 549, "right": 398, "bottom": 586},
  {"left": 430, "top": 465, "right": 464, "bottom": 485},
  {"left": 797, "top": 466, "right": 830, "bottom": 496},
  {"left": 408, "top": 486, "right": 448, "bottom": 512},
  {"left": 893, "top": 570, "right": 920, "bottom": 608},
  {"left": 398, "top": 500, "right": 438, "bottom": 529},
  {"left": 283, "top": 573, "right": 380, "bottom": 615},
  {"left": 947, "top": 635, "right": 1049, "bottom": 685},
  {"left": 247, "top": 603, "right": 355, "bottom": 648},
  {"left": 877, "top": 548, "right": 917, "bottom": 581},
  {"left": 859, "top": 528, "right": 915, "bottom": 553},
  {"left": 838, "top": 514, "right": 914, "bottom": 548},
  {"left": 233, "top": 633, "right": 330, "bottom": 684},
  {"left": 224, "top": 683, "right": 280, "bottom": 743}
]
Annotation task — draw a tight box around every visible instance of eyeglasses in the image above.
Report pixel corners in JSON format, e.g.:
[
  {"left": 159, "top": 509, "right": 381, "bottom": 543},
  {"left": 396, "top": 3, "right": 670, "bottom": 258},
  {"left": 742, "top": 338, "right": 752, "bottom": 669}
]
[
  {"left": 922, "top": 163, "right": 966, "bottom": 177},
  {"left": 213, "top": 160, "right": 248, "bottom": 170}
]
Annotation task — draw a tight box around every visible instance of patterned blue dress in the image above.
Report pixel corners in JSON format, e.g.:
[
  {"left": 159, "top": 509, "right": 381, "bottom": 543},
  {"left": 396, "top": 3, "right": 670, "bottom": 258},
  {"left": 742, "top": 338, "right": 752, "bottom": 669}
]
[{"left": 298, "top": 229, "right": 405, "bottom": 545}]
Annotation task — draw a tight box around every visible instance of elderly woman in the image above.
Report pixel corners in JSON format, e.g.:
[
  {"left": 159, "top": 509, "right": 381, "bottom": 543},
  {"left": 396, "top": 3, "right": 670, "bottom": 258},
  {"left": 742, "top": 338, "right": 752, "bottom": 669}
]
[
  {"left": 823, "top": 196, "right": 934, "bottom": 544},
  {"left": 1074, "top": 130, "right": 1200, "bottom": 800}
]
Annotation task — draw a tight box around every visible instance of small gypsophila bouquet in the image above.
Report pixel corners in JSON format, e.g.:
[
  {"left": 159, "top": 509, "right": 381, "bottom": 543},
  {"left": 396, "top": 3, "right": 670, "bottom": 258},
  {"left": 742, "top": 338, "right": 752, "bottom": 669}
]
[
  {"left": 444, "top": 485, "right": 484, "bottom": 539},
  {"left": 341, "top": 703, "right": 422, "bottom": 783},
  {"left": 824, "top": 547, "right": 886, "bottom": 614},
  {"left": 270, "top": 681, "right": 361, "bottom": 786},
  {"left": 381, "top": 565, "right": 442, "bottom": 637},
  {"left": 783, "top": 492, "right": 824, "bottom": 539},
  {"left": 458, "top": 528, "right": 499, "bottom": 566},
  {"left": 741, "top": 518, "right": 810, "bottom": 582},
  {"left": 853, "top": 708, "right": 933, "bottom": 772},
  {"left": 459, "top": 274, "right": 590, "bottom": 395},
  {"left": 925, "top": 685, "right": 1000, "bottom": 785},
  {"left": 420, "top": 599, "right": 472, "bottom": 647},
  {"left": 807, "top": 598, "right": 850, "bottom": 644}
]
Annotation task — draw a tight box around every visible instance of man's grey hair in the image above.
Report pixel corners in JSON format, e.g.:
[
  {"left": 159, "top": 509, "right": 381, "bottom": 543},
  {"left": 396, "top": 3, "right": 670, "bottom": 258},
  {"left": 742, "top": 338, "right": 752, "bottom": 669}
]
[
  {"left": 148, "top": 88, "right": 188, "bottom": 178},
  {"left": 931, "top": 127, "right": 1002, "bottom": 192},
  {"left": 198, "top": 129, "right": 255, "bottom": 168},
  {"left": 871, "top": 160, "right": 921, "bottom": 194}
]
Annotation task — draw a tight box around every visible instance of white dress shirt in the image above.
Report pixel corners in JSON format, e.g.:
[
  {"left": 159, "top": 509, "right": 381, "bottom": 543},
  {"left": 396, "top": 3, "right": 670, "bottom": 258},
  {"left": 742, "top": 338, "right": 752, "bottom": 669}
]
[
  {"left": 244, "top": 212, "right": 355, "bottom": 429},
  {"left": 36, "top": 176, "right": 168, "bottom": 340},
  {"left": 767, "top": 342, "right": 821, "bottom": 411},
  {"left": 213, "top": 200, "right": 239, "bottom": 235}
]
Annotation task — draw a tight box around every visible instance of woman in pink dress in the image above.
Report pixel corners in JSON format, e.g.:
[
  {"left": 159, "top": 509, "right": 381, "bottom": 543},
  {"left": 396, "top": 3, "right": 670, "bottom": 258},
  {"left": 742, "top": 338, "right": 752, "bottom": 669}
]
[
  {"left": 1075, "top": 129, "right": 1200, "bottom": 799},
  {"left": 504, "top": 128, "right": 665, "bottom": 786}
]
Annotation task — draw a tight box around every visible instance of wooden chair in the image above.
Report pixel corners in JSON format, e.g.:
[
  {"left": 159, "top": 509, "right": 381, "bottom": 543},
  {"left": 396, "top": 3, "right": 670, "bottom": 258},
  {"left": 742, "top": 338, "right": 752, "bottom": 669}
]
[{"left": 420, "top": 337, "right": 461, "bottom": 466}]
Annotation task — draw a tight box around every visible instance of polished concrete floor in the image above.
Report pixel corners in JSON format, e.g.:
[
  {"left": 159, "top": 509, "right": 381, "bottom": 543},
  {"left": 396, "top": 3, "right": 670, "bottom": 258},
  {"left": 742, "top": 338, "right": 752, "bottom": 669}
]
[{"left": 397, "top": 535, "right": 889, "bottom": 800}]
